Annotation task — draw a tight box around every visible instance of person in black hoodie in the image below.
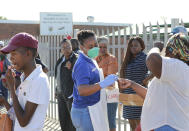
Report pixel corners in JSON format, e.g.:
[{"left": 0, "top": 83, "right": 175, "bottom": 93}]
[{"left": 55, "top": 38, "right": 77, "bottom": 131}]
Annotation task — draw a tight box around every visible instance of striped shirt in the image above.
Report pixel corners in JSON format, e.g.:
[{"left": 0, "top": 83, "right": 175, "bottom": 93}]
[{"left": 122, "top": 52, "right": 148, "bottom": 119}]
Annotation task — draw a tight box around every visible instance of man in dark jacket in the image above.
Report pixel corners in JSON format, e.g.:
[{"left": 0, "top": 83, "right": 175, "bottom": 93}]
[{"left": 55, "top": 38, "right": 77, "bottom": 131}]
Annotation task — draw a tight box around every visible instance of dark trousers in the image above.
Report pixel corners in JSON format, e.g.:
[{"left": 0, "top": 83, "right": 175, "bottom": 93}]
[{"left": 57, "top": 94, "right": 76, "bottom": 131}]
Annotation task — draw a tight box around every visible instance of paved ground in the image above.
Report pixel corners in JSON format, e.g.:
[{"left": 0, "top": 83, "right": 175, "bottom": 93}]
[
  {"left": 0, "top": 107, "right": 61, "bottom": 131},
  {"left": 0, "top": 107, "right": 130, "bottom": 131},
  {"left": 43, "top": 118, "right": 61, "bottom": 131}
]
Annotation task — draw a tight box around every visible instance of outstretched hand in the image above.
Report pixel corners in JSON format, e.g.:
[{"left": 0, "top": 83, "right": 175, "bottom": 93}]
[
  {"left": 99, "top": 74, "right": 118, "bottom": 89},
  {"left": 118, "top": 78, "right": 133, "bottom": 89},
  {"left": 5, "top": 66, "right": 16, "bottom": 91}
]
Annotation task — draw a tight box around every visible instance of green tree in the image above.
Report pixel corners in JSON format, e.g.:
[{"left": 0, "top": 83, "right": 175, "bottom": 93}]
[{"left": 0, "top": 16, "right": 7, "bottom": 20}]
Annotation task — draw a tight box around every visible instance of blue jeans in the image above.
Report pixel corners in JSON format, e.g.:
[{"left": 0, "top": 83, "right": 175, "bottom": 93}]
[
  {"left": 71, "top": 107, "right": 94, "bottom": 131},
  {"left": 107, "top": 103, "right": 118, "bottom": 129},
  {"left": 155, "top": 125, "right": 177, "bottom": 131}
]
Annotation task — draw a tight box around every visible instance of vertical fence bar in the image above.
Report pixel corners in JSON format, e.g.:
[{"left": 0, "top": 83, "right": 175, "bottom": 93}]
[
  {"left": 50, "top": 36, "right": 54, "bottom": 119},
  {"left": 171, "top": 18, "right": 179, "bottom": 30},
  {"left": 42, "top": 36, "right": 49, "bottom": 117},
  {"left": 112, "top": 27, "right": 116, "bottom": 56},
  {"left": 124, "top": 118, "right": 127, "bottom": 131},
  {"left": 47, "top": 40, "right": 51, "bottom": 118},
  {"left": 53, "top": 36, "right": 57, "bottom": 119},
  {"left": 124, "top": 27, "right": 129, "bottom": 130},
  {"left": 117, "top": 26, "right": 122, "bottom": 131},
  {"left": 143, "top": 24, "right": 147, "bottom": 53},
  {"left": 129, "top": 25, "right": 133, "bottom": 37},
  {"left": 101, "top": 28, "right": 105, "bottom": 36},
  {"left": 106, "top": 27, "right": 110, "bottom": 51},
  {"left": 124, "top": 27, "right": 127, "bottom": 50},
  {"left": 49, "top": 35, "right": 52, "bottom": 119},
  {"left": 181, "top": 19, "right": 184, "bottom": 26},
  {"left": 157, "top": 22, "right": 160, "bottom": 41},
  {"left": 45, "top": 36, "right": 50, "bottom": 118},
  {"left": 96, "top": 28, "right": 100, "bottom": 37},
  {"left": 164, "top": 21, "right": 168, "bottom": 44},
  {"left": 50, "top": 35, "right": 53, "bottom": 119},
  {"left": 149, "top": 23, "right": 153, "bottom": 50},
  {"left": 56, "top": 36, "right": 60, "bottom": 65},
  {"left": 136, "top": 24, "right": 139, "bottom": 36},
  {"left": 123, "top": 27, "right": 127, "bottom": 65},
  {"left": 53, "top": 36, "right": 57, "bottom": 120},
  {"left": 118, "top": 27, "right": 121, "bottom": 71},
  {"left": 91, "top": 28, "right": 94, "bottom": 33}
]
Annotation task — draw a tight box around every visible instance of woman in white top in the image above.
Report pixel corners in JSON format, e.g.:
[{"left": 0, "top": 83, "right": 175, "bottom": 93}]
[{"left": 118, "top": 33, "right": 189, "bottom": 131}]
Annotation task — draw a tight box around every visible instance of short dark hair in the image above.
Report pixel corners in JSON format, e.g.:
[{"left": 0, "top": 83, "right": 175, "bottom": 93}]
[
  {"left": 77, "top": 30, "right": 95, "bottom": 45},
  {"left": 153, "top": 41, "right": 164, "bottom": 46},
  {"left": 70, "top": 38, "right": 79, "bottom": 47},
  {"left": 60, "top": 38, "right": 72, "bottom": 46},
  {"left": 25, "top": 47, "right": 38, "bottom": 58},
  {"left": 18, "top": 47, "right": 37, "bottom": 58}
]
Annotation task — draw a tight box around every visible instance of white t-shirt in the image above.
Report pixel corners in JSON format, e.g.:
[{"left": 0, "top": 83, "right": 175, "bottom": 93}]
[
  {"left": 141, "top": 57, "right": 189, "bottom": 131},
  {"left": 14, "top": 65, "right": 50, "bottom": 131}
]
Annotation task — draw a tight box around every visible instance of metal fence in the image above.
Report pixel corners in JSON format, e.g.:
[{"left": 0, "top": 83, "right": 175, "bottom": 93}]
[{"left": 2, "top": 19, "right": 186, "bottom": 131}]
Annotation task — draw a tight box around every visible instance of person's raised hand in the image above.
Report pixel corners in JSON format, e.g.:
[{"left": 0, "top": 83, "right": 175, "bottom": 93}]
[
  {"left": 99, "top": 74, "right": 118, "bottom": 89},
  {"left": 118, "top": 78, "right": 133, "bottom": 89},
  {"left": 66, "top": 61, "right": 72, "bottom": 70},
  {"left": 5, "top": 66, "right": 16, "bottom": 91}
]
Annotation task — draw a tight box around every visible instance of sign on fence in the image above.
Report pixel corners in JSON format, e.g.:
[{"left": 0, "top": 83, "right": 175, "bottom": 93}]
[{"left": 40, "top": 12, "right": 73, "bottom": 36}]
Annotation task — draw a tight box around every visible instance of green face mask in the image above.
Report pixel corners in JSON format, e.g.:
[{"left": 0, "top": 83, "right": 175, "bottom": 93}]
[{"left": 87, "top": 47, "right": 99, "bottom": 59}]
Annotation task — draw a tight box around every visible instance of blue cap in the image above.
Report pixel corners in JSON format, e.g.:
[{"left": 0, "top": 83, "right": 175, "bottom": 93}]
[{"left": 171, "top": 26, "right": 188, "bottom": 36}]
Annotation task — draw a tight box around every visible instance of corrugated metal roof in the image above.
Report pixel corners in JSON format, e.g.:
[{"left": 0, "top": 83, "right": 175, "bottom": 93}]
[{"left": 0, "top": 20, "right": 131, "bottom": 27}]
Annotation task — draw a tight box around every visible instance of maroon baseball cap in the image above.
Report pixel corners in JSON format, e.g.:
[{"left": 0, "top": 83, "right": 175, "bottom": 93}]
[{"left": 0, "top": 32, "right": 38, "bottom": 54}]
